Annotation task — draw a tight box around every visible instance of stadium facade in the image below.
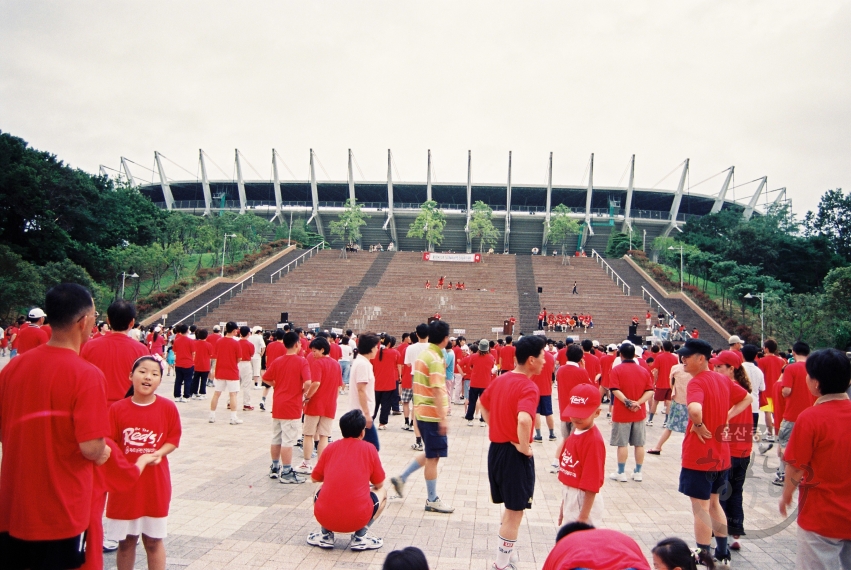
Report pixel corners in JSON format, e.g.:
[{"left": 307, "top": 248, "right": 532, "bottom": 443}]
[{"left": 119, "top": 150, "right": 784, "bottom": 255}]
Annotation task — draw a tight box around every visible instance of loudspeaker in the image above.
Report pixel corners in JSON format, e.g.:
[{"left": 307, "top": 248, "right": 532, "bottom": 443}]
[
  {"left": 628, "top": 324, "right": 638, "bottom": 336},
  {"left": 280, "top": 312, "right": 289, "bottom": 323},
  {"left": 537, "top": 287, "right": 543, "bottom": 293}
]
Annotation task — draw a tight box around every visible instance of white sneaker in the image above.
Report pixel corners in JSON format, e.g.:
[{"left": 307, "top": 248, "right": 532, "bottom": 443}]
[
  {"left": 632, "top": 471, "right": 643, "bottom": 482},
  {"left": 548, "top": 461, "right": 559, "bottom": 474},
  {"left": 467, "top": 420, "right": 474, "bottom": 426},
  {"left": 646, "top": 420, "right": 653, "bottom": 426},
  {"left": 609, "top": 472, "right": 628, "bottom": 482},
  {"left": 102, "top": 539, "right": 119, "bottom": 552},
  {"left": 229, "top": 418, "right": 243, "bottom": 425},
  {"left": 424, "top": 497, "right": 455, "bottom": 513},
  {"left": 208, "top": 415, "right": 216, "bottom": 423},
  {"left": 350, "top": 532, "right": 383, "bottom": 551},
  {"left": 293, "top": 461, "right": 313, "bottom": 474}
]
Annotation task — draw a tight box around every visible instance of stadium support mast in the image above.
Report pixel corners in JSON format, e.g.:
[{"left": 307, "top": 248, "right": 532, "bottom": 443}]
[
  {"left": 542, "top": 152, "right": 553, "bottom": 255},
  {"left": 772, "top": 187, "right": 787, "bottom": 207},
  {"left": 426, "top": 149, "right": 432, "bottom": 203},
  {"left": 199, "top": 150, "right": 212, "bottom": 216},
  {"left": 120, "top": 157, "right": 136, "bottom": 187},
  {"left": 584, "top": 153, "right": 595, "bottom": 237},
  {"left": 154, "top": 152, "right": 175, "bottom": 210},
  {"left": 347, "top": 149, "right": 356, "bottom": 205},
  {"left": 663, "top": 159, "right": 689, "bottom": 236},
  {"left": 504, "top": 151, "right": 512, "bottom": 253},
  {"left": 710, "top": 167, "right": 734, "bottom": 214},
  {"left": 621, "top": 155, "right": 635, "bottom": 233},
  {"left": 235, "top": 150, "right": 247, "bottom": 215},
  {"left": 743, "top": 177, "right": 766, "bottom": 220},
  {"left": 99, "top": 165, "right": 109, "bottom": 178},
  {"left": 386, "top": 150, "right": 398, "bottom": 247},
  {"left": 271, "top": 150, "right": 283, "bottom": 223},
  {"left": 466, "top": 150, "right": 472, "bottom": 253},
  {"left": 308, "top": 149, "right": 324, "bottom": 237}
]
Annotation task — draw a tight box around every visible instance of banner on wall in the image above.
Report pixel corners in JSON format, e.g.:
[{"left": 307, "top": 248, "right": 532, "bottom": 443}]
[{"left": 422, "top": 252, "right": 482, "bottom": 263}]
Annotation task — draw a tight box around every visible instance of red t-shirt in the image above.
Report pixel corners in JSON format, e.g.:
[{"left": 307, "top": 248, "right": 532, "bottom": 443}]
[
  {"left": 371, "top": 347, "right": 400, "bottom": 391},
  {"left": 556, "top": 364, "right": 594, "bottom": 420},
  {"left": 468, "top": 353, "right": 496, "bottom": 389},
  {"left": 480, "top": 372, "right": 539, "bottom": 444},
  {"left": 327, "top": 341, "right": 341, "bottom": 361},
  {"left": 172, "top": 334, "right": 194, "bottom": 368},
  {"left": 728, "top": 385, "right": 754, "bottom": 458},
  {"left": 499, "top": 345, "right": 516, "bottom": 371},
  {"left": 299, "top": 337, "right": 310, "bottom": 357},
  {"left": 530, "top": 351, "right": 555, "bottom": 396},
  {"left": 193, "top": 341, "right": 213, "bottom": 373},
  {"left": 609, "top": 361, "right": 654, "bottom": 423},
  {"left": 106, "top": 396, "right": 181, "bottom": 520},
  {"left": 15, "top": 325, "right": 49, "bottom": 354},
  {"left": 780, "top": 361, "right": 816, "bottom": 423},
  {"left": 649, "top": 351, "right": 678, "bottom": 390},
  {"left": 305, "top": 357, "right": 341, "bottom": 418},
  {"left": 398, "top": 343, "right": 412, "bottom": 389},
  {"left": 312, "top": 438, "right": 385, "bottom": 533},
  {"left": 784, "top": 399, "right": 851, "bottom": 540},
  {"left": 682, "top": 370, "right": 748, "bottom": 472},
  {"left": 263, "top": 354, "right": 311, "bottom": 420},
  {"left": 3, "top": 326, "right": 17, "bottom": 349},
  {"left": 265, "top": 341, "right": 286, "bottom": 369},
  {"left": 557, "top": 425, "right": 606, "bottom": 493},
  {"left": 582, "top": 352, "right": 601, "bottom": 383},
  {"left": 542, "top": 528, "right": 650, "bottom": 570},
  {"left": 0, "top": 345, "right": 108, "bottom": 540},
  {"left": 82, "top": 332, "right": 150, "bottom": 406},
  {"left": 147, "top": 333, "right": 166, "bottom": 355},
  {"left": 757, "top": 354, "right": 785, "bottom": 393},
  {"left": 452, "top": 345, "right": 464, "bottom": 367},
  {"left": 214, "top": 336, "right": 241, "bottom": 381},
  {"left": 207, "top": 333, "right": 222, "bottom": 355},
  {"left": 239, "top": 338, "right": 255, "bottom": 361},
  {"left": 599, "top": 354, "right": 615, "bottom": 388},
  {"left": 556, "top": 347, "right": 568, "bottom": 367}
]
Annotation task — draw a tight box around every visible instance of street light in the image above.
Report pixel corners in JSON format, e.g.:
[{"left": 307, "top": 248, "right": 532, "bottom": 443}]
[
  {"left": 668, "top": 245, "right": 684, "bottom": 291},
  {"left": 221, "top": 233, "right": 238, "bottom": 277},
  {"left": 744, "top": 292, "right": 766, "bottom": 346},
  {"left": 120, "top": 271, "right": 139, "bottom": 298}
]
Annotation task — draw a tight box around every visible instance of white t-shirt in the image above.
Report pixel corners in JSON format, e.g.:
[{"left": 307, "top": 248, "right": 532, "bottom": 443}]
[
  {"left": 743, "top": 362, "right": 765, "bottom": 413},
  {"left": 349, "top": 354, "right": 376, "bottom": 415},
  {"left": 248, "top": 334, "right": 265, "bottom": 357},
  {"left": 404, "top": 341, "right": 430, "bottom": 368},
  {"left": 339, "top": 343, "right": 354, "bottom": 362}
]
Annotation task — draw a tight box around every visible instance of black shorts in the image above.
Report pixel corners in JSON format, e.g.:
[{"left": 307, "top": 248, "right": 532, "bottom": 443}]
[
  {"left": 678, "top": 467, "right": 729, "bottom": 501},
  {"left": 536, "top": 395, "right": 553, "bottom": 416},
  {"left": 417, "top": 419, "right": 448, "bottom": 459},
  {"left": 488, "top": 442, "right": 535, "bottom": 511},
  {"left": 0, "top": 531, "right": 86, "bottom": 570}
]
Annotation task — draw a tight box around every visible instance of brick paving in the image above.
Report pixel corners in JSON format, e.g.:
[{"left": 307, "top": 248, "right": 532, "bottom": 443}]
[{"left": 0, "top": 355, "right": 799, "bottom": 569}]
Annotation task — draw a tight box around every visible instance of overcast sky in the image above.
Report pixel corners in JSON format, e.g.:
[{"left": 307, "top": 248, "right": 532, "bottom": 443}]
[{"left": 2, "top": 1, "right": 848, "bottom": 216}]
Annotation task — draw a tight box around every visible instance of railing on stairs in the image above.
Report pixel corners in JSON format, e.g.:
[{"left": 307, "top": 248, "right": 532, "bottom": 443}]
[
  {"left": 172, "top": 273, "right": 256, "bottom": 326},
  {"left": 640, "top": 286, "right": 682, "bottom": 331},
  {"left": 590, "top": 250, "right": 631, "bottom": 295},
  {"left": 270, "top": 243, "right": 323, "bottom": 283}
]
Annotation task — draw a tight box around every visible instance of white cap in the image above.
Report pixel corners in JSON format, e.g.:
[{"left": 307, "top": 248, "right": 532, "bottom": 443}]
[
  {"left": 28, "top": 308, "right": 46, "bottom": 319},
  {"left": 252, "top": 326, "right": 263, "bottom": 333}
]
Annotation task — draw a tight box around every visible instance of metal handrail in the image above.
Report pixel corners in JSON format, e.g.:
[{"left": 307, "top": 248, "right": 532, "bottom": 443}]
[
  {"left": 270, "top": 243, "right": 323, "bottom": 283},
  {"left": 590, "top": 250, "right": 631, "bottom": 295},
  {"left": 641, "top": 286, "right": 681, "bottom": 330},
  {"left": 172, "top": 273, "right": 256, "bottom": 326}
]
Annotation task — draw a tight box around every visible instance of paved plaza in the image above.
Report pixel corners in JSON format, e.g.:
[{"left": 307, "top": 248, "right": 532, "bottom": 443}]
[{"left": 0, "top": 356, "right": 800, "bottom": 569}]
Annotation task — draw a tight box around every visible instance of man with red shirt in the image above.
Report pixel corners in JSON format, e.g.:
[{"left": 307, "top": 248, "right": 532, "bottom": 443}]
[
  {"left": 648, "top": 341, "right": 678, "bottom": 426},
  {"left": 295, "top": 337, "right": 343, "bottom": 475},
  {"left": 780, "top": 349, "right": 851, "bottom": 569},
  {"left": 757, "top": 338, "right": 785, "bottom": 442},
  {"left": 191, "top": 329, "right": 214, "bottom": 399},
  {"left": 580, "top": 340, "right": 601, "bottom": 385},
  {"left": 676, "top": 338, "right": 752, "bottom": 565},
  {"left": 0, "top": 284, "right": 110, "bottom": 569},
  {"left": 537, "top": 308, "right": 547, "bottom": 331},
  {"left": 607, "top": 343, "right": 654, "bottom": 483},
  {"left": 171, "top": 324, "right": 195, "bottom": 402},
  {"left": 498, "top": 336, "right": 516, "bottom": 373},
  {"left": 259, "top": 329, "right": 286, "bottom": 411},
  {"left": 461, "top": 342, "right": 491, "bottom": 426},
  {"left": 773, "top": 341, "right": 813, "bottom": 487},
  {"left": 480, "top": 335, "right": 545, "bottom": 570},
  {"left": 15, "top": 308, "right": 49, "bottom": 354},
  {"left": 531, "top": 348, "right": 556, "bottom": 443},
  {"left": 209, "top": 322, "right": 244, "bottom": 425},
  {"left": 371, "top": 339, "right": 401, "bottom": 429},
  {"left": 238, "top": 326, "right": 256, "bottom": 410}
]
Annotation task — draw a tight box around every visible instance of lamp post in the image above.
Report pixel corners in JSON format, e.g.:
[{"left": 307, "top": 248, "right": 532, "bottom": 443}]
[
  {"left": 668, "top": 245, "right": 684, "bottom": 291},
  {"left": 744, "top": 292, "right": 765, "bottom": 346},
  {"left": 221, "top": 233, "right": 238, "bottom": 278},
  {"left": 120, "top": 271, "right": 139, "bottom": 298}
]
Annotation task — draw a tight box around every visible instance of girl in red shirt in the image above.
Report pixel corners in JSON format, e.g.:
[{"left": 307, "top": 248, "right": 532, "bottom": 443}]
[{"left": 106, "top": 355, "right": 181, "bottom": 570}]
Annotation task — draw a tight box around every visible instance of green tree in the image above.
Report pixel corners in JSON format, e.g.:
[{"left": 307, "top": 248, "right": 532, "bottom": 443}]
[
  {"left": 328, "top": 199, "right": 369, "bottom": 256},
  {"left": 804, "top": 188, "right": 851, "bottom": 262},
  {"left": 546, "top": 204, "right": 581, "bottom": 261},
  {"left": 407, "top": 200, "right": 446, "bottom": 251},
  {"left": 605, "top": 232, "right": 633, "bottom": 258},
  {"left": 469, "top": 201, "right": 499, "bottom": 253},
  {"left": 0, "top": 245, "right": 44, "bottom": 320}
]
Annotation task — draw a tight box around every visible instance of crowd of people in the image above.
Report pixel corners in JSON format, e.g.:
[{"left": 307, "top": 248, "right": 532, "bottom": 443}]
[
  {"left": 537, "top": 308, "right": 594, "bottom": 332},
  {"left": 1, "top": 286, "right": 849, "bottom": 570},
  {"left": 424, "top": 276, "right": 467, "bottom": 290}
]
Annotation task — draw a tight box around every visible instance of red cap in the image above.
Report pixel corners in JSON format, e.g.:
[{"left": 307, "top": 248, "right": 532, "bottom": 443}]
[
  {"left": 563, "top": 384, "right": 602, "bottom": 419},
  {"left": 710, "top": 350, "right": 742, "bottom": 369}
]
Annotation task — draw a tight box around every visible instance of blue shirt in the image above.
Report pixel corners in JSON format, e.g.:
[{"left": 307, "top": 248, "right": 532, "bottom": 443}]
[{"left": 443, "top": 348, "right": 456, "bottom": 381}]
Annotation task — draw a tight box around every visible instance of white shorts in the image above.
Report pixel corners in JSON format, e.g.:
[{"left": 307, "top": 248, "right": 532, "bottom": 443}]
[
  {"left": 251, "top": 355, "right": 262, "bottom": 377},
  {"left": 105, "top": 516, "right": 168, "bottom": 541},
  {"left": 271, "top": 418, "right": 301, "bottom": 447},
  {"left": 214, "top": 379, "right": 240, "bottom": 393},
  {"left": 303, "top": 415, "right": 333, "bottom": 437},
  {"left": 561, "top": 486, "right": 604, "bottom": 527}
]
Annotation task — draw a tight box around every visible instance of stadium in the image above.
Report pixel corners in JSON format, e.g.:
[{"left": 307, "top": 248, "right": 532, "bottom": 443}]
[{"left": 121, "top": 150, "right": 784, "bottom": 256}]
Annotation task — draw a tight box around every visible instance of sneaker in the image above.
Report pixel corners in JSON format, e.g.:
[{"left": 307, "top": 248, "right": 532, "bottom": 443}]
[
  {"left": 391, "top": 410, "right": 402, "bottom": 415},
  {"left": 306, "top": 530, "right": 335, "bottom": 549},
  {"left": 411, "top": 442, "right": 424, "bottom": 451},
  {"left": 606, "top": 412, "right": 611, "bottom": 418},
  {"left": 609, "top": 472, "right": 628, "bottom": 482},
  {"left": 402, "top": 423, "right": 414, "bottom": 431},
  {"left": 661, "top": 422, "right": 668, "bottom": 429},
  {"left": 294, "top": 461, "right": 313, "bottom": 474},
  {"left": 772, "top": 474, "right": 785, "bottom": 487},
  {"left": 730, "top": 540, "right": 741, "bottom": 551},
  {"left": 378, "top": 425, "right": 387, "bottom": 430},
  {"left": 259, "top": 401, "right": 266, "bottom": 411},
  {"left": 548, "top": 461, "right": 559, "bottom": 474},
  {"left": 103, "top": 539, "right": 119, "bottom": 553},
  {"left": 632, "top": 471, "right": 643, "bottom": 482},
  {"left": 390, "top": 476, "right": 405, "bottom": 498},
  {"left": 311, "top": 450, "right": 317, "bottom": 459},
  {"left": 296, "top": 438, "right": 304, "bottom": 448},
  {"left": 492, "top": 564, "right": 517, "bottom": 570},
  {"left": 198, "top": 394, "right": 207, "bottom": 400},
  {"left": 350, "top": 533, "right": 383, "bottom": 551},
  {"left": 279, "top": 468, "right": 306, "bottom": 484},
  {"left": 646, "top": 420, "right": 654, "bottom": 426},
  {"left": 467, "top": 420, "right": 474, "bottom": 426},
  {"left": 208, "top": 416, "right": 216, "bottom": 423},
  {"left": 533, "top": 435, "right": 543, "bottom": 443},
  {"left": 713, "top": 553, "right": 732, "bottom": 569},
  {"left": 206, "top": 379, "right": 214, "bottom": 387},
  {"left": 424, "top": 497, "right": 455, "bottom": 513},
  {"left": 548, "top": 434, "right": 557, "bottom": 442},
  {"left": 758, "top": 442, "right": 774, "bottom": 455},
  {"left": 175, "top": 397, "right": 184, "bottom": 403},
  {"left": 764, "top": 434, "right": 775, "bottom": 442},
  {"left": 479, "top": 420, "right": 487, "bottom": 427},
  {"left": 243, "top": 405, "right": 254, "bottom": 411},
  {"left": 254, "top": 384, "right": 262, "bottom": 390},
  {"left": 269, "top": 464, "right": 280, "bottom": 479},
  {"left": 229, "top": 418, "right": 243, "bottom": 425}
]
